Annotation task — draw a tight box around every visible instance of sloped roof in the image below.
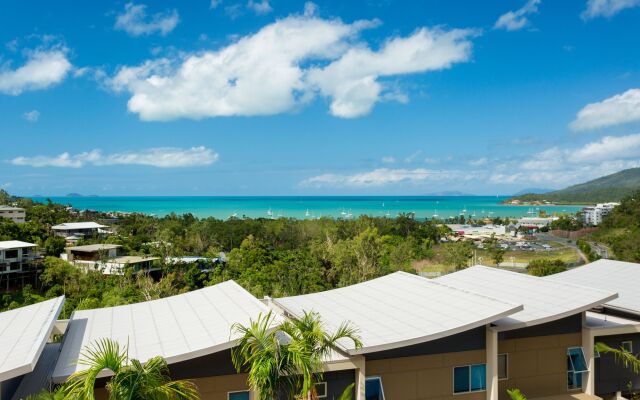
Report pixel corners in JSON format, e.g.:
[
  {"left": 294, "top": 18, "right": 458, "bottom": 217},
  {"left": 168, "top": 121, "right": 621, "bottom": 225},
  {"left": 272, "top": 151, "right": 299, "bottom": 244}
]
[
  {"left": 52, "top": 280, "right": 276, "bottom": 382},
  {"left": 546, "top": 259, "right": 640, "bottom": 315},
  {"left": 0, "top": 296, "right": 65, "bottom": 382},
  {"left": 436, "top": 266, "right": 617, "bottom": 331},
  {"left": 0, "top": 240, "right": 36, "bottom": 250},
  {"left": 67, "top": 244, "right": 121, "bottom": 252},
  {"left": 274, "top": 271, "right": 522, "bottom": 355},
  {"left": 51, "top": 222, "right": 107, "bottom": 230}
]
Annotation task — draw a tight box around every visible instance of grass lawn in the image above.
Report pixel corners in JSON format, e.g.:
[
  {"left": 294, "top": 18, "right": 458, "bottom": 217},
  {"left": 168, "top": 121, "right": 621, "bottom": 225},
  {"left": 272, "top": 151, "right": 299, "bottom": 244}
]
[{"left": 477, "top": 247, "right": 580, "bottom": 264}]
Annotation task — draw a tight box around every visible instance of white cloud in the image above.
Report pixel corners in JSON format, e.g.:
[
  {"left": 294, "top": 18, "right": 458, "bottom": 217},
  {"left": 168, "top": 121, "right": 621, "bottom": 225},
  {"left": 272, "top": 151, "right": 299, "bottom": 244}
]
[
  {"left": 381, "top": 156, "right": 396, "bottom": 164},
  {"left": 494, "top": 0, "right": 540, "bottom": 31},
  {"left": 303, "top": 2, "right": 318, "bottom": 17},
  {"left": 0, "top": 48, "right": 72, "bottom": 95},
  {"left": 307, "top": 27, "right": 475, "bottom": 118},
  {"left": 210, "top": 0, "right": 222, "bottom": 9},
  {"left": 247, "top": 0, "right": 272, "bottom": 15},
  {"left": 22, "top": 110, "right": 40, "bottom": 122},
  {"left": 404, "top": 151, "right": 423, "bottom": 163},
  {"left": 10, "top": 146, "right": 218, "bottom": 168},
  {"left": 568, "top": 133, "right": 640, "bottom": 163},
  {"left": 468, "top": 157, "right": 487, "bottom": 166},
  {"left": 581, "top": 0, "right": 640, "bottom": 19},
  {"left": 570, "top": 88, "right": 640, "bottom": 131},
  {"left": 108, "top": 14, "right": 476, "bottom": 121},
  {"left": 115, "top": 3, "right": 179, "bottom": 37},
  {"left": 301, "top": 168, "right": 473, "bottom": 188}
]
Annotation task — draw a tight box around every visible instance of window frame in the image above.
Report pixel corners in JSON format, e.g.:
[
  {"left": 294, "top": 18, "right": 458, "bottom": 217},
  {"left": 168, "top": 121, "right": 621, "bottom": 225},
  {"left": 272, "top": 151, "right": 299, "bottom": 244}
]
[
  {"left": 567, "top": 347, "right": 588, "bottom": 391},
  {"left": 365, "top": 376, "right": 385, "bottom": 400},
  {"left": 453, "top": 363, "right": 487, "bottom": 395},
  {"left": 314, "top": 382, "right": 327, "bottom": 399},
  {"left": 498, "top": 353, "right": 509, "bottom": 381},
  {"left": 227, "top": 390, "right": 250, "bottom": 400},
  {"left": 622, "top": 341, "right": 634, "bottom": 354}
]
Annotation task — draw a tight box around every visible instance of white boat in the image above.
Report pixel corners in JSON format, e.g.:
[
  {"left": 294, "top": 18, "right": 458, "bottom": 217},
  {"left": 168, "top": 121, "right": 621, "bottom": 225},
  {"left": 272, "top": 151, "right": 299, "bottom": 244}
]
[
  {"left": 305, "top": 209, "right": 311, "bottom": 217},
  {"left": 267, "top": 207, "right": 273, "bottom": 218}
]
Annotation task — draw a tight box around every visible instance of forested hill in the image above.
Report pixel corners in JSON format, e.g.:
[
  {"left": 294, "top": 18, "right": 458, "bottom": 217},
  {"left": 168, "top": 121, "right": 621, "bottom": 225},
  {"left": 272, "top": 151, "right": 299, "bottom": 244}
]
[
  {"left": 504, "top": 168, "right": 640, "bottom": 204},
  {"left": 592, "top": 190, "right": 640, "bottom": 262}
]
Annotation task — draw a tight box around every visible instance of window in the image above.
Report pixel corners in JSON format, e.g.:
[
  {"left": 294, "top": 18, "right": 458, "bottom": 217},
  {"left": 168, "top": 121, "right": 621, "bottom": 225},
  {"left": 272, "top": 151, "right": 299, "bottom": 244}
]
[
  {"left": 365, "top": 377, "right": 385, "bottom": 400},
  {"left": 454, "top": 364, "right": 486, "bottom": 394},
  {"left": 228, "top": 391, "right": 250, "bottom": 400},
  {"left": 498, "top": 354, "right": 508, "bottom": 380},
  {"left": 567, "top": 347, "right": 588, "bottom": 390},
  {"left": 315, "top": 382, "right": 327, "bottom": 398},
  {"left": 622, "top": 341, "right": 633, "bottom": 353}
]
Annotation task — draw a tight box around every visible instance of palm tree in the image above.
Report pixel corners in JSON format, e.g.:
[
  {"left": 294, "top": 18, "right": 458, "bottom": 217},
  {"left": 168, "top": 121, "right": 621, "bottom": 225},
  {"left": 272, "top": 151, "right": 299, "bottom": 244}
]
[
  {"left": 231, "top": 310, "right": 362, "bottom": 400},
  {"left": 61, "top": 338, "right": 200, "bottom": 400},
  {"left": 507, "top": 388, "right": 527, "bottom": 400},
  {"left": 595, "top": 342, "right": 640, "bottom": 373}
]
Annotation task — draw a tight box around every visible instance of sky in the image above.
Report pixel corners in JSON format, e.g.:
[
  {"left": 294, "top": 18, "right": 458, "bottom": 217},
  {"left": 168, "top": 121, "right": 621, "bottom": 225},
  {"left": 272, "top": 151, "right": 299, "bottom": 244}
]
[{"left": 1, "top": 0, "right": 640, "bottom": 196}]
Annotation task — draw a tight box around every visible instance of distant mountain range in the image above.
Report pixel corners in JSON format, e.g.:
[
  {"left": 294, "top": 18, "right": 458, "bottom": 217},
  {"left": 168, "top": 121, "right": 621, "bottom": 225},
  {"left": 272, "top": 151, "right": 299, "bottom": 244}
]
[
  {"left": 512, "top": 188, "right": 553, "bottom": 196},
  {"left": 505, "top": 168, "right": 640, "bottom": 204}
]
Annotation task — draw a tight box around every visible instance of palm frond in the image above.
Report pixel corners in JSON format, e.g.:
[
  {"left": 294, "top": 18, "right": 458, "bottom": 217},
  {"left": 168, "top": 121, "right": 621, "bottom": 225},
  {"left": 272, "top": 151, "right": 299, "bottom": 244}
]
[
  {"left": 507, "top": 388, "right": 527, "bottom": 400},
  {"left": 596, "top": 342, "right": 640, "bottom": 374}
]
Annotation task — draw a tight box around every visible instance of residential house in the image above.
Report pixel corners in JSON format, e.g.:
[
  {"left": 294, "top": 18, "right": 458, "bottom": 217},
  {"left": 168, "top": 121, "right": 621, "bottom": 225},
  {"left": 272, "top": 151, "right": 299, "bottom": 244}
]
[
  {"left": 63, "top": 243, "right": 158, "bottom": 275},
  {"left": 0, "top": 206, "right": 25, "bottom": 224},
  {"left": 0, "top": 240, "right": 39, "bottom": 289},
  {"left": 51, "top": 222, "right": 109, "bottom": 243}
]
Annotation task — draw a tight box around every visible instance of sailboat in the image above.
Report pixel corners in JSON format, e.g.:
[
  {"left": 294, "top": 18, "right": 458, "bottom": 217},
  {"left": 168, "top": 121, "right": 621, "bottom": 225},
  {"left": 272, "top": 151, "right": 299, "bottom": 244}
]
[
  {"left": 305, "top": 209, "right": 311, "bottom": 217},
  {"left": 267, "top": 208, "right": 274, "bottom": 219},
  {"left": 432, "top": 209, "right": 439, "bottom": 218}
]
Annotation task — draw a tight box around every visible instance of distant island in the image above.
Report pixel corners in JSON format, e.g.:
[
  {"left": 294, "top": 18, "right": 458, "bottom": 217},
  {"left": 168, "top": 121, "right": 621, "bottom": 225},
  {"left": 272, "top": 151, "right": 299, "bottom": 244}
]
[{"left": 504, "top": 167, "right": 640, "bottom": 205}]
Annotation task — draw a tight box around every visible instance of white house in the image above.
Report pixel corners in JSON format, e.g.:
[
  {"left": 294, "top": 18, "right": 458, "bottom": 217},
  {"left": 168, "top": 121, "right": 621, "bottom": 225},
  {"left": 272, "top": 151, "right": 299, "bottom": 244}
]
[
  {"left": 63, "top": 243, "right": 158, "bottom": 275},
  {"left": 580, "top": 203, "right": 619, "bottom": 226},
  {"left": 0, "top": 206, "right": 26, "bottom": 224},
  {"left": 51, "top": 222, "right": 109, "bottom": 242}
]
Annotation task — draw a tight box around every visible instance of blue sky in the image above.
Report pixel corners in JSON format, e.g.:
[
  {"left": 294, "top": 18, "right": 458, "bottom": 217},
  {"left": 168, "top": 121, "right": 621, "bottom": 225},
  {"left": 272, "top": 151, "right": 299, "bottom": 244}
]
[{"left": 2, "top": 0, "right": 640, "bottom": 196}]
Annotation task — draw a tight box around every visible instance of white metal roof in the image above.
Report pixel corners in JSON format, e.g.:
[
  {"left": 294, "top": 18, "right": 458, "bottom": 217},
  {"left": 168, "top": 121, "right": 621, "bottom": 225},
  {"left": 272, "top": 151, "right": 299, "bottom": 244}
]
[
  {"left": 51, "top": 222, "right": 107, "bottom": 230},
  {"left": 52, "top": 280, "right": 276, "bottom": 382},
  {"left": 67, "top": 244, "right": 121, "bottom": 252},
  {"left": 436, "top": 266, "right": 617, "bottom": 331},
  {"left": 0, "top": 296, "right": 65, "bottom": 382},
  {"left": 0, "top": 240, "right": 37, "bottom": 250},
  {"left": 546, "top": 259, "right": 640, "bottom": 315},
  {"left": 274, "top": 271, "right": 522, "bottom": 355}
]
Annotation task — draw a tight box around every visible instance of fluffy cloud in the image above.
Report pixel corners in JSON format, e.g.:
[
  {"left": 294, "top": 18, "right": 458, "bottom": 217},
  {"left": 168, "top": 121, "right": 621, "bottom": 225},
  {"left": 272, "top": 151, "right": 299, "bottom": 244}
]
[
  {"left": 494, "top": 0, "right": 540, "bottom": 31},
  {"left": 22, "top": 110, "right": 40, "bottom": 122},
  {"left": 0, "top": 48, "right": 72, "bottom": 95},
  {"left": 10, "top": 146, "right": 218, "bottom": 168},
  {"left": 109, "top": 14, "right": 476, "bottom": 121},
  {"left": 381, "top": 156, "right": 396, "bottom": 164},
  {"left": 468, "top": 157, "right": 488, "bottom": 166},
  {"left": 570, "top": 89, "right": 640, "bottom": 131},
  {"left": 301, "top": 168, "right": 473, "bottom": 188},
  {"left": 115, "top": 3, "right": 179, "bottom": 37},
  {"left": 569, "top": 133, "right": 640, "bottom": 163},
  {"left": 247, "top": 0, "right": 272, "bottom": 14},
  {"left": 581, "top": 0, "right": 640, "bottom": 19}
]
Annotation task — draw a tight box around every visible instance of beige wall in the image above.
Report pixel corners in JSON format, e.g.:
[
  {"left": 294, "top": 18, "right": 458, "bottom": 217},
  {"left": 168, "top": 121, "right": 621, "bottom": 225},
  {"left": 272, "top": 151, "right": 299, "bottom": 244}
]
[
  {"left": 192, "top": 373, "right": 250, "bottom": 400},
  {"left": 498, "top": 333, "right": 581, "bottom": 400},
  {"left": 366, "top": 349, "right": 486, "bottom": 400}
]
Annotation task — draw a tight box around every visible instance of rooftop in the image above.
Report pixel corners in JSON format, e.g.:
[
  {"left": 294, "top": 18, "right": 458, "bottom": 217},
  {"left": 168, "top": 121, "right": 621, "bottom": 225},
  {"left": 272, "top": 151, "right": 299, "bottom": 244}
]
[
  {"left": 0, "top": 240, "right": 37, "bottom": 250},
  {"left": 274, "top": 271, "right": 522, "bottom": 355},
  {"left": 67, "top": 244, "right": 122, "bottom": 252},
  {"left": 111, "top": 255, "right": 159, "bottom": 264},
  {"left": 0, "top": 206, "right": 24, "bottom": 211},
  {"left": 436, "top": 265, "right": 617, "bottom": 330},
  {"left": 0, "top": 296, "right": 64, "bottom": 382},
  {"left": 52, "top": 280, "right": 277, "bottom": 381},
  {"left": 51, "top": 222, "right": 107, "bottom": 230},
  {"left": 546, "top": 259, "right": 640, "bottom": 315}
]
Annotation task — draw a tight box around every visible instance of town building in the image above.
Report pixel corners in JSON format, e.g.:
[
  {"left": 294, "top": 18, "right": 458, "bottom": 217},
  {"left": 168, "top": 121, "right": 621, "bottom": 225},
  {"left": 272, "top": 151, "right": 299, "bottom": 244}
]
[
  {"left": 580, "top": 203, "right": 619, "bottom": 226},
  {"left": 0, "top": 240, "right": 40, "bottom": 289},
  {"left": 0, "top": 206, "right": 25, "bottom": 224},
  {"left": 62, "top": 243, "right": 159, "bottom": 275},
  {"left": 51, "top": 221, "right": 110, "bottom": 243},
  {"left": 516, "top": 217, "right": 557, "bottom": 229}
]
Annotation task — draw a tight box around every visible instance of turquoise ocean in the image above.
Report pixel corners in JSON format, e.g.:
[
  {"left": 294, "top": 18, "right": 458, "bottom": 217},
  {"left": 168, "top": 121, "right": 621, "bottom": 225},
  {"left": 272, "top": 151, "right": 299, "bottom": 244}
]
[{"left": 32, "top": 196, "right": 586, "bottom": 220}]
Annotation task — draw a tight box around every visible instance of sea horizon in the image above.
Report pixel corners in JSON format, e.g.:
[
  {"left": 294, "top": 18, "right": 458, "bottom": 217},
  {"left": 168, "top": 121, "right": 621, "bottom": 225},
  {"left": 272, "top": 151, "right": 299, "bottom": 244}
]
[{"left": 31, "top": 195, "right": 587, "bottom": 220}]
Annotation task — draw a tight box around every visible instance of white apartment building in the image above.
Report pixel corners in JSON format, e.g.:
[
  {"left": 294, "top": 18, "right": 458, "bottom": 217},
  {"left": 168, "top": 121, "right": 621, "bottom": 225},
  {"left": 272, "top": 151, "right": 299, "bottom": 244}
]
[
  {"left": 0, "top": 206, "right": 26, "bottom": 224},
  {"left": 0, "top": 240, "right": 37, "bottom": 275},
  {"left": 580, "top": 202, "right": 619, "bottom": 226}
]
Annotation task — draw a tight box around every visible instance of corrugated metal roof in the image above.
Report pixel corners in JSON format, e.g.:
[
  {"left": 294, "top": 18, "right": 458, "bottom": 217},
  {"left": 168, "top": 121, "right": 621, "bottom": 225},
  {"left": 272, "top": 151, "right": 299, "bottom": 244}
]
[
  {"left": 0, "top": 240, "right": 37, "bottom": 250},
  {"left": 52, "top": 280, "right": 276, "bottom": 382},
  {"left": 0, "top": 297, "right": 65, "bottom": 382},
  {"left": 51, "top": 222, "right": 107, "bottom": 230},
  {"left": 436, "top": 266, "right": 617, "bottom": 330},
  {"left": 275, "top": 271, "right": 522, "bottom": 355},
  {"left": 546, "top": 259, "right": 640, "bottom": 315},
  {"left": 67, "top": 244, "right": 121, "bottom": 252}
]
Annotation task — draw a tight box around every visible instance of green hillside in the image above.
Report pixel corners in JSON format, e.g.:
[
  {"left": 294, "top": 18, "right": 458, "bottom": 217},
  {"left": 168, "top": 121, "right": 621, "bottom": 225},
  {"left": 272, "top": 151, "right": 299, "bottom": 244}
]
[{"left": 505, "top": 168, "right": 640, "bottom": 204}]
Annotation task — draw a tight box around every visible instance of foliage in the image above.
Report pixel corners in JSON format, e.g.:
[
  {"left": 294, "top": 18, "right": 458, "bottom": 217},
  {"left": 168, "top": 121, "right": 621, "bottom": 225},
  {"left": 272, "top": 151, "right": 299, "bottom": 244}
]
[
  {"left": 231, "top": 311, "right": 361, "bottom": 400},
  {"left": 62, "top": 338, "right": 199, "bottom": 400},
  {"left": 550, "top": 216, "right": 584, "bottom": 232},
  {"left": 594, "top": 190, "right": 640, "bottom": 262},
  {"left": 526, "top": 258, "right": 567, "bottom": 277},
  {"left": 485, "top": 234, "right": 506, "bottom": 266},
  {"left": 442, "top": 241, "right": 474, "bottom": 270},
  {"left": 595, "top": 342, "right": 640, "bottom": 374},
  {"left": 507, "top": 388, "right": 527, "bottom": 400}
]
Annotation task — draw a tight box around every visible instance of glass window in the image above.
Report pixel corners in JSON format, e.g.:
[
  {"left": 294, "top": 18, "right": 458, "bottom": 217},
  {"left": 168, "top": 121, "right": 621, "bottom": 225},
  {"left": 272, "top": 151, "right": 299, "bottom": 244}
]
[
  {"left": 622, "top": 341, "right": 633, "bottom": 353},
  {"left": 315, "top": 382, "right": 327, "bottom": 398},
  {"left": 498, "top": 354, "right": 508, "bottom": 380},
  {"left": 454, "top": 366, "right": 470, "bottom": 393},
  {"left": 568, "top": 347, "right": 588, "bottom": 373},
  {"left": 365, "top": 377, "right": 385, "bottom": 400},
  {"left": 228, "top": 391, "right": 250, "bottom": 400},
  {"left": 470, "top": 364, "right": 486, "bottom": 391}
]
